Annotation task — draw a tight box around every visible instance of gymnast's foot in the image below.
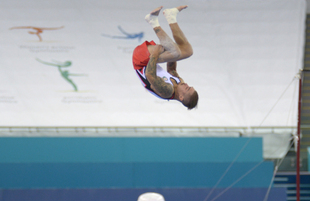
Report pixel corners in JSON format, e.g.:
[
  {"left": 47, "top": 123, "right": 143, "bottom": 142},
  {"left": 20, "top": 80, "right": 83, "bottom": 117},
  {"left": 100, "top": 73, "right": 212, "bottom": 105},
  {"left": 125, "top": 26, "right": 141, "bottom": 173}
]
[
  {"left": 163, "top": 5, "right": 188, "bottom": 24},
  {"left": 145, "top": 6, "right": 163, "bottom": 28}
]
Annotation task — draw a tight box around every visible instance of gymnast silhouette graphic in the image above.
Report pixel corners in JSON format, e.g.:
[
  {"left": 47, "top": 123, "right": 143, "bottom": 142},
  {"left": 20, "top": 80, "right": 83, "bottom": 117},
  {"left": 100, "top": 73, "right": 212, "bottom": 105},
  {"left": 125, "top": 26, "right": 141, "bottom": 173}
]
[
  {"left": 102, "top": 26, "right": 144, "bottom": 41},
  {"left": 10, "top": 26, "right": 64, "bottom": 42},
  {"left": 36, "top": 58, "right": 86, "bottom": 92}
]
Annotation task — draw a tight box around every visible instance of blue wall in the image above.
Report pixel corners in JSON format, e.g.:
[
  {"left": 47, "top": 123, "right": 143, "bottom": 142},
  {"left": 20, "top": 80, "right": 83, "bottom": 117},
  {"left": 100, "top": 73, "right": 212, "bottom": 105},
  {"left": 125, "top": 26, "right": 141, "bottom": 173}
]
[
  {"left": 0, "top": 137, "right": 285, "bottom": 200},
  {"left": 0, "top": 137, "right": 270, "bottom": 188}
]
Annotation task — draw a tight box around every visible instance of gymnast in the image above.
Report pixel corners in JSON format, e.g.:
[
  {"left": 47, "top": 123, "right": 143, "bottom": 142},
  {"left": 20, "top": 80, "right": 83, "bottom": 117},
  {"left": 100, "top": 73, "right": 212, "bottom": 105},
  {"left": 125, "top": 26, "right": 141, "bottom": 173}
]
[{"left": 132, "top": 6, "right": 198, "bottom": 109}]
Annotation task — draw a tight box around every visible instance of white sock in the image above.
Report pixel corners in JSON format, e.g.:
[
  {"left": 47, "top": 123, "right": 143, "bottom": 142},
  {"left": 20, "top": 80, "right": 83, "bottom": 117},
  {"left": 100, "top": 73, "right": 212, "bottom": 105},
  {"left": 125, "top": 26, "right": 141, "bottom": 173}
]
[
  {"left": 145, "top": 14, "right": 160, "bottom": 28},
  {"left": 163, "top": 8, "right": 179, "bottom": 24}
]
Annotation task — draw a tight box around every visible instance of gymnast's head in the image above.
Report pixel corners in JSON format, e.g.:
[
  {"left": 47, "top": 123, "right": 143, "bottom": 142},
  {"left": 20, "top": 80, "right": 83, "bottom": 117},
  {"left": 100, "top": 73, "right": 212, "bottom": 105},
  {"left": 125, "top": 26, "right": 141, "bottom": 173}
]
[{"left": 176, "top": 82, "right": 199, "bottom": 110}]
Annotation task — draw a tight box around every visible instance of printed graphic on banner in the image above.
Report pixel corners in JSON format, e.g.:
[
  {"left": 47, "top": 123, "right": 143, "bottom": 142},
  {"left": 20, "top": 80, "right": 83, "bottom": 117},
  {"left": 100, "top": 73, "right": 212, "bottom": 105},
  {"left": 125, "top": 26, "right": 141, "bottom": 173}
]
[
  {"left": 102, "top": 26, "right": 144, "bottom": 54},
  {"left": 102, "top": 26, "right": 144, "bottom": 41},
  {"left": 10, "top": 26, "right": 64, "bottom": 42},
  {"left": 20, "top": 45, "right": 75, "bottom": 53},
  {"left": 36, "top": 58, "right": 87, "bottom": 92},
  {"left": 61, "top": 96, "right": 102, "bottom": 104},
  {"left": 0, "top": 95, "right": 17, "bottom": 104},
  {"left": 10, "top": 25, "right": 76, "bottom": 53}
]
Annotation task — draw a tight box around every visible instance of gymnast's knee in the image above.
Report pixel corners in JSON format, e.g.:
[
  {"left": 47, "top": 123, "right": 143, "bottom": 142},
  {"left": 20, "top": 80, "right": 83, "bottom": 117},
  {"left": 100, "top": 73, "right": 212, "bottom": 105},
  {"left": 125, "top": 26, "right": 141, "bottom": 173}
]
[
  {"left": 182, "top": 47, "right": 193, "bottom": 59},
  {"left": 180, "top": 43, "right": 193, "bottom": 58}
]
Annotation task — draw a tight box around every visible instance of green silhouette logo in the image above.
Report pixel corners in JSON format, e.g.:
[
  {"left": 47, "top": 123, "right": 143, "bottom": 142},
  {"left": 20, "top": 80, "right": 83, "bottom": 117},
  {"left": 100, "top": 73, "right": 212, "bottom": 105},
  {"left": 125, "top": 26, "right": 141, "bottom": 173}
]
[{"left": 36, "top": 58, "right": 86, "bottom": 92}]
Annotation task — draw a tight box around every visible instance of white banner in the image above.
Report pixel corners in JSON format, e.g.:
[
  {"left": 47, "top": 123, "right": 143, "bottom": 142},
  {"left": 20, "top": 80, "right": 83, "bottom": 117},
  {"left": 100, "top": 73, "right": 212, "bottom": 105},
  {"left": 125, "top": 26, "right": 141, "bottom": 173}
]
[
  {"left": 0, "top": 0, "right": 306, "bottom": 127},
  {"left": 243, "top": 132, "right": 292, "bottom": 159}
]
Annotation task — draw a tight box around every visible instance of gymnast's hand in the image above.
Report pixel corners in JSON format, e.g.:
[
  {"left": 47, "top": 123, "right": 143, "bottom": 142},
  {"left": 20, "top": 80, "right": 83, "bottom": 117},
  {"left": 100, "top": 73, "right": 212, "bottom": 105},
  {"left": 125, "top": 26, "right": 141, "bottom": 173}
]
[{"left": 150, "top": 45, "right": 164, "bottom": 57}]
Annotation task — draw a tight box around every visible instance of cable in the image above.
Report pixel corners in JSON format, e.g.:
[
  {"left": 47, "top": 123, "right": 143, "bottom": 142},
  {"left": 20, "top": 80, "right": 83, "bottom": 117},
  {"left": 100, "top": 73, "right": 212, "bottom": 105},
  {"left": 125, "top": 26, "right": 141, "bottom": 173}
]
[
  {"left": 257, "top": 77, "right": 297, "bottom": 128},
  {"left": 204, "top": 138, "right": 252, "bottom": 201},
  {"left": 205, "top": 73, "right": 299, "bottom": 201},
  {"left": 263, "top": 138, "right": 295, "bottom": 201},
  {"left": 206, "top": 135, "right": 295, "bottom": 201},
  {"left": 210, "top": 161, "right": 264, "bottom": 201}
]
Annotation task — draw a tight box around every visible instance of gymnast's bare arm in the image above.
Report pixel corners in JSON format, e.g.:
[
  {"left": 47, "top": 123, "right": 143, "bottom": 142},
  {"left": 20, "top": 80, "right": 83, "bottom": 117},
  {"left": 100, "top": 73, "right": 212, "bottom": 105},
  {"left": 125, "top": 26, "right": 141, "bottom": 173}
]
[{"left": 145, "top": 45, "right": 174, "bottom": 99}]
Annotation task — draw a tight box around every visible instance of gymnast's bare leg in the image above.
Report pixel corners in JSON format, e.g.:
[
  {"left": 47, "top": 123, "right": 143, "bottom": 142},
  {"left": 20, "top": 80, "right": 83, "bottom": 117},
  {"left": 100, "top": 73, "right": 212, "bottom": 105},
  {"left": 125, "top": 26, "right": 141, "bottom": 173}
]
[{"left": 145, "top": 6, "right": 193, "bottom": 63}]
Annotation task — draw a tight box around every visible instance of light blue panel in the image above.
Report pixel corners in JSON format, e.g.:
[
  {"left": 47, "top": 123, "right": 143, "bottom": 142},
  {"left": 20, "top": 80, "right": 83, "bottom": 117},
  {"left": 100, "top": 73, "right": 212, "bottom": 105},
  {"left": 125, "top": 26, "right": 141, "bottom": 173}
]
[
  {"left": 0, "top": 137, "right": 262, "bottom": 163},
  {"left": 0, "top": 161, "right": 272, "bottom": 188}
]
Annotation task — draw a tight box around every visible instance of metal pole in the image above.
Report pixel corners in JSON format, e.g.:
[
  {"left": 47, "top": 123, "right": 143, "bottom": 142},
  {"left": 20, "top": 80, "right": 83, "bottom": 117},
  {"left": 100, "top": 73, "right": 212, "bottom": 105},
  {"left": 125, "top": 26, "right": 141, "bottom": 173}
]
[{"left": 296, "top": 71, "right": 303, "bottom": 201}]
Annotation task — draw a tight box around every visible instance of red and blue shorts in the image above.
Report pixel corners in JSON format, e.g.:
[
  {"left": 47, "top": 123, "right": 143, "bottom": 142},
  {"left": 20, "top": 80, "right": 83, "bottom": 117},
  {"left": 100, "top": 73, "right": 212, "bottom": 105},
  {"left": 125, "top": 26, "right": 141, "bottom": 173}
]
[{"left": 132, "top": 40, "right": 156, "bottom": 70}]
